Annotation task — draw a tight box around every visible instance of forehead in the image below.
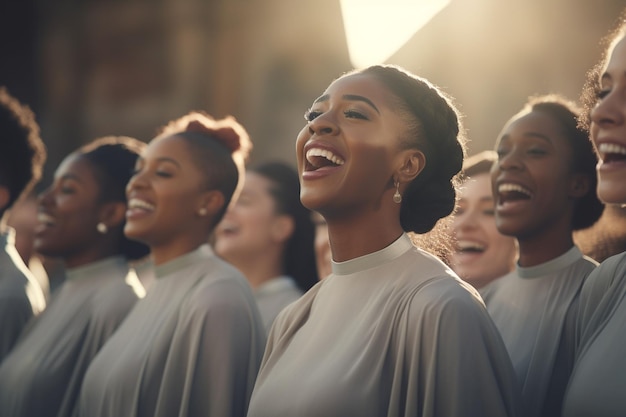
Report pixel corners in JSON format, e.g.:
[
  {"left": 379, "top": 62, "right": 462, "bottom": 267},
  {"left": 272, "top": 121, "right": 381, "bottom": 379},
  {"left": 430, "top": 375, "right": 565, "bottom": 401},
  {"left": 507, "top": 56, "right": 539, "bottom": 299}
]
[
  {"left": 459, "top": 173, "right": 492, "bottom": 199},
  {"left": 242, "top": 172, "right": 273, "bottom": 194},
  {"left": 604, "top": 35, "right": 626, "bottom": 77},
  {"left": 144, "top": 134, "right": 193, "bottom": 161},
  {"left": 55, "top": 153, "right": 98, "bottom": 181},
  {"left": 322, "top": 73, "right": 396, "bottom": 107},
  {"left": 499, "top": 110, "right": 566, "bottom": 145}
]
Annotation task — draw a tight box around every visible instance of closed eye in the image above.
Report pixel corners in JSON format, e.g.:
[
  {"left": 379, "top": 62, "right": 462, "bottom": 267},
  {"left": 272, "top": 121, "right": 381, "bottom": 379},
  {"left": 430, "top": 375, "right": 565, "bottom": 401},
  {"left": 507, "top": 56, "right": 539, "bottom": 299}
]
[
  {"left": 344, "top": 110, "right": 368, "bottom": 120},
  {"left": 304, "top": 109, "right": 322, "bottom": 122}
]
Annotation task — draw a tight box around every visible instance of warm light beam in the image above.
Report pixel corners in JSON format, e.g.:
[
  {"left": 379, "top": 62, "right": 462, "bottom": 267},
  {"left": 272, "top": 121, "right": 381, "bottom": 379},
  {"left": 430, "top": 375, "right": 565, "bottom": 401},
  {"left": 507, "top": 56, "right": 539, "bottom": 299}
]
[{"left": 340, "top": 0, "right": 451, "bottom": 69}]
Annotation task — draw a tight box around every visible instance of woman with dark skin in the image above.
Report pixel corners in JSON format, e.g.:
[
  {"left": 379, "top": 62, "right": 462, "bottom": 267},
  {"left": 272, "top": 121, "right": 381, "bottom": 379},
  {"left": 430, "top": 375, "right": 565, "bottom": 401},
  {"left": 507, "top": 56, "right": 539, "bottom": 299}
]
[
  {"left": 215, "top": 161, "right": 317, "bottom": 332},
  {"left": 0, "top": 136, "right": 149, "bottom": 417},
  {"left": 562, "top": 12, "right": 626, "bottom": 416},
  {"left": 78, "top": 112, "right": 266, "bottom": 417},
  {"left": 486, "top": 95, "right": 603, "bottom": 417},
  {"left": 246, "top": 65, "right": 522, "bottom": 417},
  {"left": 0, "top": 87, "right": 47, "bottom": 362}
]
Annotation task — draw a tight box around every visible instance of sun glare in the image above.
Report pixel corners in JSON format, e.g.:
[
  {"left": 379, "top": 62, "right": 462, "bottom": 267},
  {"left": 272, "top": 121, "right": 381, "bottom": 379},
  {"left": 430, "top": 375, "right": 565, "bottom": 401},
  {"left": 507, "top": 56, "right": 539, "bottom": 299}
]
[{"left": 340, "top": 0, "right": 451, "bottom": 69}]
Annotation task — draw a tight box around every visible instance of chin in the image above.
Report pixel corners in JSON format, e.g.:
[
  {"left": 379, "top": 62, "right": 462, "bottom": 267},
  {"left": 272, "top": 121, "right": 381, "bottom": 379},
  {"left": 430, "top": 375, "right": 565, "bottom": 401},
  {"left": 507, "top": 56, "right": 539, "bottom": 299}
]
[{"left": 597, "top": 183, "right": 626, "bottom": 205}]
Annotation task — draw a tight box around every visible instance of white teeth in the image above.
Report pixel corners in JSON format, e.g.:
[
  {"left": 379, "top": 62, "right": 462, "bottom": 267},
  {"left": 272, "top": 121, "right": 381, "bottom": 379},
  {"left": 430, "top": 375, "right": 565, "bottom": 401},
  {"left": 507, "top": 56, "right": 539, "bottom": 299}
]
[
  {"left": 598, "top": 143, "right": 626, "bottom": 156},
  {"left": 37, "top": 213, "right": 55, "bottom": 225},
  {"left": 128, "top": 198, "right": 155, "bottom": 211},
  {"left": 456, "top": 240, "right": 486, "bottom": 251},
  {"left": 306, "top": 148, "right": 345, "bottom": 166},
  {"left": 498, "top": 183, "right": 532, "bottom": 197}
]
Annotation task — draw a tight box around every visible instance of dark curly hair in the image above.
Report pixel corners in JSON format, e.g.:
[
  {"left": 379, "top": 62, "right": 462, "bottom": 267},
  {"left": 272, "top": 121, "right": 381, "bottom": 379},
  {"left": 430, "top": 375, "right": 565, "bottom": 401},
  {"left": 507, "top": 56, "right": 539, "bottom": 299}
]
[
  {"left": 250, "top": 161, "right": 318, "bottom": 292},
  {"left": 524, "top": 95, "right": 604, "bottom": 230},
  {"left": 78, "top": 136, "right": 150, "bottom": 260},
  {"left": 0, "top": 87, "right": 46, "bottom": 216},
  {"left": 356, "top": 65, "right": 466, "bottom": 234},
  {"left": 155, "top": 111, "right": 253, "bottom": 227},
  {"left": 579, "top": 10, "right": 626, "bottom": 130}
]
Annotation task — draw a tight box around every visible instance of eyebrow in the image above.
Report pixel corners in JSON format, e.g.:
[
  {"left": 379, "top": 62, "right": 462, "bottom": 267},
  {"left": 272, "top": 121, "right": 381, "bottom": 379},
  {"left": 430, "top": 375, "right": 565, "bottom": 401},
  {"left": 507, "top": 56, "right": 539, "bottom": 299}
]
[
  {"left": 500, "top": 132, "right": 553, "bottom": 144},
  {"left": 313, "top": 94, "right": 380, "bottom": 114},
  {"left": 59, "top": 173, "right": 83, "bottom": 182},
  {"left": 155, "top": 156, "right": 181, "bottom": 167}
]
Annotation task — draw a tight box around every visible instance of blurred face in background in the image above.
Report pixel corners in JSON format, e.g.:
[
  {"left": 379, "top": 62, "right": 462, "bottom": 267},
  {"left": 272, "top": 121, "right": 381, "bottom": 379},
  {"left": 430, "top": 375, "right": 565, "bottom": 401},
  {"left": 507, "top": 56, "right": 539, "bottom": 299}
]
[
  {"left": 311, "top": 211, "right": 331, "bottom": 280},
  {"left": 449, "top": 173, "right": 517, "bottom": 288},
  {"left": 214, "top": 172, "right": 292, "bottom": 264}
]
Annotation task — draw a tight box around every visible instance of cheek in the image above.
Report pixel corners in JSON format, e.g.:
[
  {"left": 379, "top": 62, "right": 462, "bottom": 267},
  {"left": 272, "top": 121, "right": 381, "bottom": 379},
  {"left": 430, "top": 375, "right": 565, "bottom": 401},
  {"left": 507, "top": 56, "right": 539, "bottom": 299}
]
[{"left": 295, "top": 127, "right": 310, "bottom": 167}]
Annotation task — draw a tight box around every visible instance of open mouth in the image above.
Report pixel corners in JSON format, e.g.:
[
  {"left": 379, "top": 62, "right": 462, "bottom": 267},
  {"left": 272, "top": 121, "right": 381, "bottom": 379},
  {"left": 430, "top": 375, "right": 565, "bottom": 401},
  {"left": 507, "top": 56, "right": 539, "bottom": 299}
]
[
  {"left": 455, "top": 240, "right": 486, "bottom": 254},
  {"left": 598, "top": 143, "right": 626, "bottom": 164},
  {"left": 128, "top": 198, "right": 155, "bottom": 212},
  {"left": 36, "top": 212, "right": 56, "bottom": 226},
  {"left": 305, "top": 148, "right": 345, "bottom": 171},
  {"left": 497, "top": 183, "right": 533, "bottom": 204}
]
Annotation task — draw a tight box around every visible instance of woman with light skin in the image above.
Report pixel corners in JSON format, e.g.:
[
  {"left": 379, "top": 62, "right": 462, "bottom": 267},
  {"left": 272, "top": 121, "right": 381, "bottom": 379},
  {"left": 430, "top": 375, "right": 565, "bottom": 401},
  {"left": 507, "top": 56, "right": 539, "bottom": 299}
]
[
  {"left": 562, "top": 12, "right": 626, "bottom": 416},
  {"left": 0, "top": 136, "right": 150, "bottom": 417},
  {"left": 78, "top": 112, "right": 265, "bottom": 417},
  {"left": 449, "top": 150, "right": 517, "bottom": 296},
  {"left": 246, "top": 64, "right": 522, "bottom": 417},
  {"left": 214, "top": 161, "right": 317, "bottom": 331},
  {"left": 486, "top": 95, "right": 603, "bottom": 417}
]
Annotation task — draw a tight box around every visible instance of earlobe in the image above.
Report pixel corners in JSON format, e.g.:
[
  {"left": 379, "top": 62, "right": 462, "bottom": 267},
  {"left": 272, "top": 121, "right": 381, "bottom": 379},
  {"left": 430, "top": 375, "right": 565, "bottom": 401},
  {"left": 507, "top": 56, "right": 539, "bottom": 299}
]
[
  {"left": 398, "top": 149, "right": 426, "bottom": 183},
  {"left": 99, "top": 201, "right": 127, "bottom": 229},
  {"left": 198, "top": 190, "right": 226, "bottom": 218},
  {"left": 569, "top": 174, "right": 590, "bottom": 198},
  {"left": 272, "top": 215, "right": 295, "bottom": 243}
]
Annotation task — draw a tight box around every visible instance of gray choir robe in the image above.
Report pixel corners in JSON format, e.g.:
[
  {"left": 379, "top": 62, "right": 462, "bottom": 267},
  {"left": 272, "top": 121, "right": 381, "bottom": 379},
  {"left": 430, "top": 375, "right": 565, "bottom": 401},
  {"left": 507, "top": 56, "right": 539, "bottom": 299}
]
[
  {"left": 0, "top": 256, "right": 141, "bottom": 417},
  {"left": 255, "top": 275, "right": 303, "bottom": 332},
  {"left": 0, "top": 227, "right": 46, "bottom": 362},
  {"left": 78, "top": 244, "right": 266, "bottom": 417},
  {"left": 247, "top": 234, "right": 522, "bottom": 417},
  {"left": 562, "top": 252, "right": 626, "bottom": 417},
  {"left": 486, "top": 246, "right": 596, "bottom": 417}
]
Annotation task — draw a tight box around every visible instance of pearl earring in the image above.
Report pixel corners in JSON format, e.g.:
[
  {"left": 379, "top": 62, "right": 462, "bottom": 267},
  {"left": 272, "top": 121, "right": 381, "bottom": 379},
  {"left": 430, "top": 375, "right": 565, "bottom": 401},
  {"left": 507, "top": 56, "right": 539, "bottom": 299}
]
[
  {"left": 198, "top": 208, "right": 207, "bottom": 216},
  {"left": 97, "top": 222, "right": 108, "bottom": 234},
  {"left": 393, "top": 181, "right": 402, "bottom": 204}
]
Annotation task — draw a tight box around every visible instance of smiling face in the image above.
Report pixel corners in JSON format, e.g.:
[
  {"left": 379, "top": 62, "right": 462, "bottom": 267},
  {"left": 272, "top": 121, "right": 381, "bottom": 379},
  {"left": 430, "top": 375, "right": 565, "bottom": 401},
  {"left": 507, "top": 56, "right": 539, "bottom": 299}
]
[
  {"left": 214, "top": 171, "right": 289, "bottom": 263},
  {"left": 590, "top": 35, "right": 626, "bottom": 204},
  {"left": 296, "top": 73, "right": 410, "bottom": 218},
  {"left": 449, "top": 173, "right": 517, "bottom": 288},
  {"left": 125, "top": 135, "right": 216, "bottom": 258},
  {"left": 34, "top": 154, "right": 105, "bottom": 264},
  {"left": 491, "top": 110, "right": 577, "bottom": 239}
]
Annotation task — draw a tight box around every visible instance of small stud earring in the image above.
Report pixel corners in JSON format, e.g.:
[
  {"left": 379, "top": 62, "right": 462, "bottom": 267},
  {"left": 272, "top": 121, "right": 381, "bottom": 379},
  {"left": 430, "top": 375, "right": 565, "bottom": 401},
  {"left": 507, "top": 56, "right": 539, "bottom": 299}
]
[
  {"left": 97, "top": 222, "right": 108, "bottom": 234},
  {"left": 198, "top": 208, "right": 207, "bottom": 216},
  {"left": 393, "top": 181, "right": 402, "bottom": 204}
]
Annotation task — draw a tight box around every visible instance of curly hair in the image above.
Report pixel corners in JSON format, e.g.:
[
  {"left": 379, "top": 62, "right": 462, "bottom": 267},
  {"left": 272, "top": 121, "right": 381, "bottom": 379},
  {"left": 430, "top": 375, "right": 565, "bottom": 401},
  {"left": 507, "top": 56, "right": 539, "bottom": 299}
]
[
  {"left": 579, "top": 11, "right": 626, "bottom": 130},
  {"left": 356, "top": 65, "right": 466, "bottom": 234},
  {"left": 155, "top": 111, "right": 253, "bottom": 227},
  {"left": 0, "top": 87, "right": 46, "bottom": 215}
]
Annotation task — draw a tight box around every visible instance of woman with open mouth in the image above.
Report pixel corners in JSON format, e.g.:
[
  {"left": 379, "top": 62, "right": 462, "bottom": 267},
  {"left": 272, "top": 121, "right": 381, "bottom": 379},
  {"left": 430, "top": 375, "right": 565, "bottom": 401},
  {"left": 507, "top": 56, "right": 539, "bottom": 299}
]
[
  {"left": 246, "top": 64, "right": 522, "bottom": 417},
  {"left": 486, "top": 94, "right": 603, "bottom": 417},
  {"left": 562, "top": 11, "right": 626, "bottom": 417},
  {"left": 77, "top": 112, "right": 265, "bottom": 417},
  {"left": 0, "top": 136, "right": 150, "bottom": 417},
  {"left": 448, "top": 150, "right": 518, "bottom": 300}
]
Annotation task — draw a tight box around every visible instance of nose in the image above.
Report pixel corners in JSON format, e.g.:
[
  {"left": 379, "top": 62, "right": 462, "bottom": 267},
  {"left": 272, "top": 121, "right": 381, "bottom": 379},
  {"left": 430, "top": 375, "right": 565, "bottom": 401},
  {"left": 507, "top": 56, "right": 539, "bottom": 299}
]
[
  {"left": 307, "top": 112, "right": 339, "bottom": 136},
  {"left": 591, "top": 90, "right": 625, "bottom": 128},
  {"left": 126, "top": 170, "right": 147, "bottom": 195},
  {"left": 494, "top": 149, "right": 524, "bottom": 172},
  {"left": 37, "top": 185, "right": 53, "bottom": 208},
  {"left": 453, "top": 209, "right": 478, "bottom": 233}
]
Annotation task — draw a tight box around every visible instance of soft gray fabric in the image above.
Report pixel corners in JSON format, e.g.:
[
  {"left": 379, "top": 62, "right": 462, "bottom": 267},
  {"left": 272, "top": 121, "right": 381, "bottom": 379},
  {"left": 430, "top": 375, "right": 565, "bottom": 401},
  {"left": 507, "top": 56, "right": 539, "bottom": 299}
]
[
  {"left": 78, "top": 245, "right": 266, "bottom": 417},
  {"left": 247, "top": 234, "right": 522, "bottom": 417}
]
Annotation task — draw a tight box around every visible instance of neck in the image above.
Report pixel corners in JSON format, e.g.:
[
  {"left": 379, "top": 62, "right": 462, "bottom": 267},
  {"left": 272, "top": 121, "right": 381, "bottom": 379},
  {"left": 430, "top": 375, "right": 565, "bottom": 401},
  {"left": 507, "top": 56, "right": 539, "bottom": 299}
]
[
  {"left": 517, "top": 228, "right": 575, "bottom": 267},
  {"left": 223, "top": 249, "right": 284, "bottom": 289},
  {"left": 326, "top": 211, "right": 404, "bottom": 263}
]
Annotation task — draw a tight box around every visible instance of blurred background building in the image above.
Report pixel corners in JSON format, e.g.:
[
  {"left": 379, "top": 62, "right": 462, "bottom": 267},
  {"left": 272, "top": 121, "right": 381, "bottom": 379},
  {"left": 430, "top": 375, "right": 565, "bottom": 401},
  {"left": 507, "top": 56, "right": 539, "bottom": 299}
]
[{"left": 1, "top": 0, "right": 625, "bottom": 184}]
